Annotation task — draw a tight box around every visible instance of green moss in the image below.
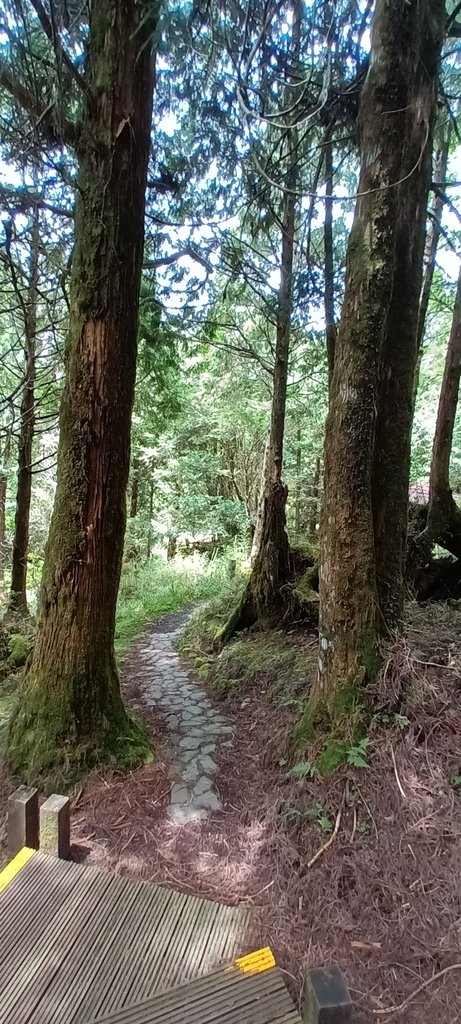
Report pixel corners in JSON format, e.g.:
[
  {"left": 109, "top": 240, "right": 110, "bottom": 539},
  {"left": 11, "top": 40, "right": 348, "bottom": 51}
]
[
  {"left": 7, "top": 633, "right": 33, "bottom": 668},
  {"left": 7, "top": 657, "right": 152, "bottom": 789},
  {"left": 317, "top": 738, "right": 348, "bottom": 774}
]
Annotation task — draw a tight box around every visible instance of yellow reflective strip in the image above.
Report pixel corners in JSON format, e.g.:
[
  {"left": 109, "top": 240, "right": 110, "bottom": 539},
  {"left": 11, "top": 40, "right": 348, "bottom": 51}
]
[
  {"left": 233, "top": 947, "right": 276, "bottom": 974},
  {"left": 0, "top": 847, "right": 35, "bottom": 894}
]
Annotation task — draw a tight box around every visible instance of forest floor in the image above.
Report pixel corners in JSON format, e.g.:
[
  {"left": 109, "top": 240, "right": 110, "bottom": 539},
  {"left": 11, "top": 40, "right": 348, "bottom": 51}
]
[{"left": 1, "top": 603, "right": 461, "bottom": 1023}]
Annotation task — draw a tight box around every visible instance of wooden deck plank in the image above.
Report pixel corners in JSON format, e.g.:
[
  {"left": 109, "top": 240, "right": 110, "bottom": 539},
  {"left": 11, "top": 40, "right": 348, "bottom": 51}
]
[
  {"left": 69, "top": 880, "right": 175, "bottom": 1023},
  {"left": 82, "top": 968, "right": 302, "bottom": 1024},
  {"left": 0, "top": 853, "right": 252, "bottom": 1024},
  {"left": 40, "top": 875, "right": 139, "bottom": 1024},
  {"left": 0, "top": 860, "right": 114, "bottom": 1024}
]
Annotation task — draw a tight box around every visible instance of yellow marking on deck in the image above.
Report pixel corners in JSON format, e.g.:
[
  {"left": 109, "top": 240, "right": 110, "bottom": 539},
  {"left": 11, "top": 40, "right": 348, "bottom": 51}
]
[
  {"left": 0, "top": 847, "right": 35, "bottom": 894},
  {"left": 233, "top": 947, "right": 276, "bottom": 975}
]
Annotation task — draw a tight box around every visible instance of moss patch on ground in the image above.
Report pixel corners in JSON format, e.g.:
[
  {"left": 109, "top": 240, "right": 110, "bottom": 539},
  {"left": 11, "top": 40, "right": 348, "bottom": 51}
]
[{"left": 178, "top": 594, "right": 317, "bottom": 705}]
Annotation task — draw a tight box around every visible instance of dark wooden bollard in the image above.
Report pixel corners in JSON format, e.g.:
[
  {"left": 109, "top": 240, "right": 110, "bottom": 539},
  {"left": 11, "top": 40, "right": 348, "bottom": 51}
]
[
  {"left": 8, "top": 786, "right": 39, "bottom": 856},
  {"left": 40, "top": 794, "right": 70, "bottom": 859},
  {"left": 303, "top": 966, "right": 352, "bottom": 1023}
]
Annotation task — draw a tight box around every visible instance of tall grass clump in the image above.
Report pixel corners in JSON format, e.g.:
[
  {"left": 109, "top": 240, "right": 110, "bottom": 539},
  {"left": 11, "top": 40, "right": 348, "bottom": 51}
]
[{"left": 115, "top": 548, "right": 245, "bottom": 659}]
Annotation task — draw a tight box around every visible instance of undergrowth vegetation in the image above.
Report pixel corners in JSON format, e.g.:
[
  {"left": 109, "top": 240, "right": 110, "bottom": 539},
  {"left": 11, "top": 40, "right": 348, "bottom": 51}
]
[
  {"left": 0, "top": 550, "right": 241, "bottom": 761},
  {"left": 178, "top": 598, "right": 318, "bottom": 701},
  {"left": 114, "top": 550, "right": 243, "bottom": 659}
]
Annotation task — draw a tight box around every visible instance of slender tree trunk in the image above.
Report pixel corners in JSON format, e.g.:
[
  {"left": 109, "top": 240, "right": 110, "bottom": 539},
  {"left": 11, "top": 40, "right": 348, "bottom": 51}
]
[
  {"left": 324, "top": 135, "right": 336, "bottom": 389},
  {"left": 146, "top": 460, "right": 155, "bottom": 560},
  {"left": 8, "top": 209, "right": 39, "bottom": 615},
  {"left": 0, "top": 474, "right": 6, "bottom": 590},
  {"left": 295, "top": 424, "right": 301, "bottom": 539},
  {"left": 426, "top": 263, "right": 461, "bottom": 556},
  {"left": 8, "top": 0, "right": 156, "bottom": 781},
  {"left": 312, "top": 0, "right": 444, "bottom": 717},
  {"left": 412, "top": 133, "right": 450, "bottom": 408},
  {"left": 130, "top": 458, "right": 140, "bottom": 518},
  {"left": 308, "top": 456, "right": 320, "bottom": 539},
  {"left": 218, "top": 5, "right": 301, "bottom": 643}
]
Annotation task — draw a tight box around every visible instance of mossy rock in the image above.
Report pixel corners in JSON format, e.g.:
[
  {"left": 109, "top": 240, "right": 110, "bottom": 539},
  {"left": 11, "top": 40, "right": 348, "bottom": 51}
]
[{"left": 7, "top": 633, "right": 33, "bottom": 668}]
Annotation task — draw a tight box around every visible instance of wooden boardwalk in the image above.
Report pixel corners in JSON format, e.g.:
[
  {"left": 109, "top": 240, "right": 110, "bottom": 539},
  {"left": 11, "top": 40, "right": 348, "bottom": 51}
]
[
  {"left": 0, "top": 851, "right": 254, "bottom": 1024},
  {"left": 84, "top": 964, "right": 302, "bottom": 1024}
]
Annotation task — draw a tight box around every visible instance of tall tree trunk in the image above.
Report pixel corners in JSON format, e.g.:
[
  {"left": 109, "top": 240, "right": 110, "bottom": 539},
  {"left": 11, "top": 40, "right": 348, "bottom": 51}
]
[
  {"left": 8, "top": 0, "right": 156, "bottom": 781},
  {"left": 371, "top": 15, "right": 443, "bottom": 632},
  {"left": 218, "top": 3, "right": 300, "bottom": 643},
  {"left": 312, "top": 0, "right": 444, "bottom": 718},
  {"left": 8, "top": 209, "right": 39, "bottom": 615},
  {"left": 426, "top": 263, "right": 461, "bottom": 556},
  {"left": 412, "top": 133, "right": 450, "bottom": 408},
  {"left": 324, "top": 135, "right": 336, "bottom": 389}
]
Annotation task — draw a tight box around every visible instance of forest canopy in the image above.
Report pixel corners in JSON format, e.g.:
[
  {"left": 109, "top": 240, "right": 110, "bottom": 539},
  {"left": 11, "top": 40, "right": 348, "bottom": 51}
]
[{"left": 0, "top": 0, "right": 459, "bottom": 775}]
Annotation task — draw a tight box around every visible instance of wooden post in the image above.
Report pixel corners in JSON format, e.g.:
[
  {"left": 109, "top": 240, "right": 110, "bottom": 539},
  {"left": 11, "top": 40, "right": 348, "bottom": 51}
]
[
  {"left": 8, "top": 785, "right": 39, "bottom": 855},
  {"left": 302, "top": 966, "right": 352, "bottom": 1023},
  {"left": 39, "top": 794, "right": 70, "bottom": 858}
]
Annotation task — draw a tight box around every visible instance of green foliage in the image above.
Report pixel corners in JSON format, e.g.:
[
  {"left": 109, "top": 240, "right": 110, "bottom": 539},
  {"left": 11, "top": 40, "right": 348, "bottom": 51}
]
[
  {"left": 451, "top": 774, "right": 461, "bottom": 788},
  {"left": 289, "top": 760, "right": 318, "bottom": 780},
  {"left": 115, "top": 552, "right": 234, "bottom": 660},
  {"left": 317, "top": 739, "right": 349, "bottom": 775},
  {"left": 346, "top": 737, "right": 370, "bottom": 769},
  {"left": 180, "top": 603, "right": 317, "bottom": 699},
  {"left": 285, "top": 802, "right": 332, "bottom": 832}
]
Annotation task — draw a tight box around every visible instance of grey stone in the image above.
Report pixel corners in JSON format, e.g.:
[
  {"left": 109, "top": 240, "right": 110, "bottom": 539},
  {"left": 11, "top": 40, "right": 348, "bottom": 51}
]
[
  {"left": 195, "top": 791, "right": 222, "bottom": 811},
  {"left": 179, "top": 736, "right": 201, "bottom": 750},
  {"left": 193, "top": 776, "right": 213, "bottom": 796},
  {"left": 198, "top": 755, "right": 218, "bottom": 773},
  {"left": 302, "top": 967, "right": 352, "bottom": 1024},
  {"left": 40, "top": 794, "right": 70, "bottom": 859},
  {"left": 8, "top": 786, "right": 39, "bottom": 856},
  {"left": 181, "top": 763, "right": 200, "bottom": 784},
  {"left": 168, "top": 804, "right": 207, "bottom": 825},
  {"left": 170, "top": 784, "right": 190, "bottom": 805}
]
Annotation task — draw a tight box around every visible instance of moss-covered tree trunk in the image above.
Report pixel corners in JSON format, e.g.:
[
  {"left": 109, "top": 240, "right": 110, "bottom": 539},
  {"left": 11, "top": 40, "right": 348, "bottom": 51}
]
[
  {"left": 371, "top": 10, "right": 443, "bottom": 632},
  {"left": 8, "top": 0, "right": 156, "bottom": 781},
  {"left": 312, "top": 0, "right": 444, "bottom": 717},
  {"left": 426, "top": 263, "right": 461, "bottom": 557},
  {"left": 8, "top": 208, "right": 39, "bottom": 616}
]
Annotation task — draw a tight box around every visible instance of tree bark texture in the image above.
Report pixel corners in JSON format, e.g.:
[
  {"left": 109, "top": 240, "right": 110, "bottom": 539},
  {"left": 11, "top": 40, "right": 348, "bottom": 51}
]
[
  {"left": 9, "top": 209, "right": 39, "bottom": 615},
  {"left": 315, "top": 0, "right": 444, "bottom": 715},
  {"left": 427, "top": 263, "right": 461, "bottom": 556},
  {"left": 324, "top": 135, "right": 336, "bottom": 389},
  {"left": 418, "top": 138, "right": 450, "bottom": 351},
  {"left": 0, "top": 474, "right": 6, "bottom": 588},
  {"left": 308, "top": 456, "right": 320, "bottom": 539},
  {"left": 8, "top": 0, "right": 156, "bottom": 781},
  {"left": 219, "top": 1, "right": 301, "bottom": 641},
  {"left": 371, "top": 9, "right": 444, "bottom": 632}
]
